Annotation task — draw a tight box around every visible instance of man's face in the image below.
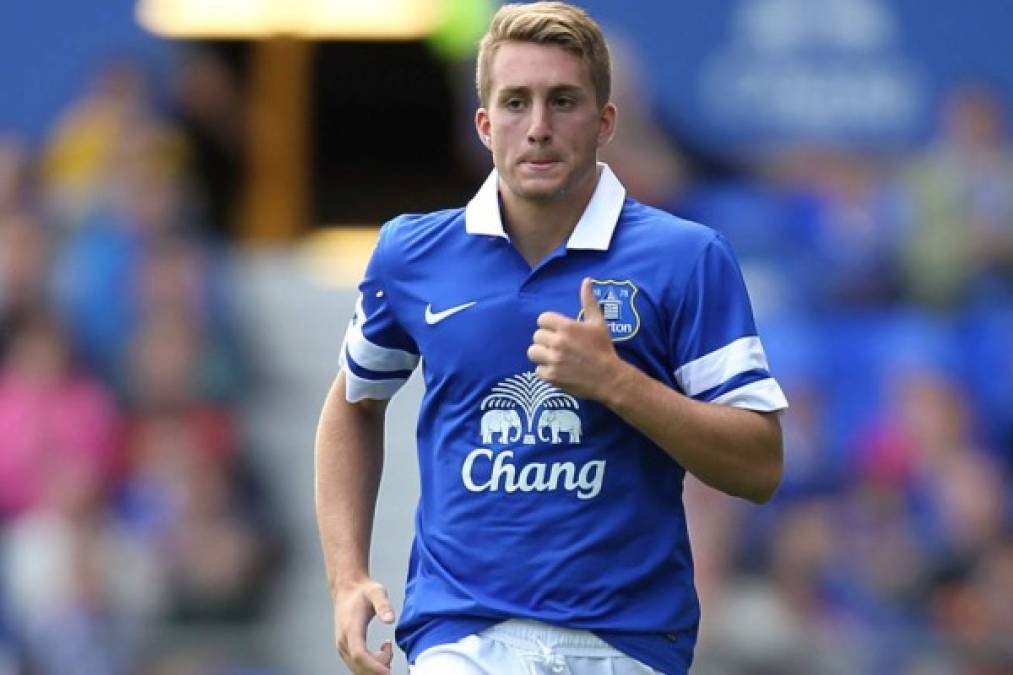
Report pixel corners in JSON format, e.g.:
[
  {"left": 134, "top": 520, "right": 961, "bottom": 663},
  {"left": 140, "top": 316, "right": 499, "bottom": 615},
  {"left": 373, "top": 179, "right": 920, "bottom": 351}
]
[{"left": 476, "top": 41, "right": 615, "bottom": 204}]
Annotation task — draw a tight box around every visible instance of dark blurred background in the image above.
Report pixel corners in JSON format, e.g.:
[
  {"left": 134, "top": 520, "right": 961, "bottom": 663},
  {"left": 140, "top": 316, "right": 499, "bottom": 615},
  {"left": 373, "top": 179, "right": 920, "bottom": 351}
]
[{"left": 0, "top": 1, "right": 1011, "bottom": 674}]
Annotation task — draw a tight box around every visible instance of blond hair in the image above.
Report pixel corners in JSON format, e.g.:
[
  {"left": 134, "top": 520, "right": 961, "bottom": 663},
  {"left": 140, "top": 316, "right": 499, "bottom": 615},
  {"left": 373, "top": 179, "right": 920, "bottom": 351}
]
[{"left": 476, "top": 2, "right": 611, "bottom": 108}]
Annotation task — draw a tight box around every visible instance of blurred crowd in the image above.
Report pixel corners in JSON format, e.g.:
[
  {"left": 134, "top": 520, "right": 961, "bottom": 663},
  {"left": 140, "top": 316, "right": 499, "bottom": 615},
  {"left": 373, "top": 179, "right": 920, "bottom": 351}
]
[
  {"left": 0, "top": 55, "right": 282, "bottom": 675},
  {"left": 629, "top": 84, "right": 1012, "bottom": 675},
  {"left": 1, "top": 38, "right": 1011, "bottom": 675}
]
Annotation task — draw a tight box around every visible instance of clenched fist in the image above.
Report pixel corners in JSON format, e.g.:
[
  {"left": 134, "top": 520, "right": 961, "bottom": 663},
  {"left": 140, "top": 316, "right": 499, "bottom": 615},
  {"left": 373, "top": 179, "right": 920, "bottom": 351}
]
[{"left": 527, "top": 277, "right": 626, "bottom": 401}]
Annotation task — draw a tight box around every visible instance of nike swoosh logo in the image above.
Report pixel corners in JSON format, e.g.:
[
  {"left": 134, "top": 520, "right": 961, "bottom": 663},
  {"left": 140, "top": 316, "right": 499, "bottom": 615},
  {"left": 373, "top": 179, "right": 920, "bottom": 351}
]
[{"left": 425, "top": 301, "right": 477, "bottom": 325}]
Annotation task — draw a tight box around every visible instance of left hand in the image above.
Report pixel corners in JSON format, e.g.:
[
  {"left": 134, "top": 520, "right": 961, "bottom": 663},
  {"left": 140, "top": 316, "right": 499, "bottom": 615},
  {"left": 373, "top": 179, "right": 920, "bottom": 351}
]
[{"left": 527, "top": 277, "right": 623, "bottom": 400}]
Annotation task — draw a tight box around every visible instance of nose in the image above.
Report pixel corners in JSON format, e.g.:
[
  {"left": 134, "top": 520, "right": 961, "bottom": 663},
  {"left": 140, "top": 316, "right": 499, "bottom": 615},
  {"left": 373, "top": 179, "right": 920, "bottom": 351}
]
[{"left": 526, "top": 101, "right": 551, "bottom": 144}]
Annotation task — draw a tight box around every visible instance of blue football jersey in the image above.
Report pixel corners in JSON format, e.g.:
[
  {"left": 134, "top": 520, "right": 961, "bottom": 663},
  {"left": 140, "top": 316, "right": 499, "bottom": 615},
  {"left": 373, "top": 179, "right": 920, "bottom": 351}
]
[{"left": 338, "top": 165, "right": 788, "bottom": 674}]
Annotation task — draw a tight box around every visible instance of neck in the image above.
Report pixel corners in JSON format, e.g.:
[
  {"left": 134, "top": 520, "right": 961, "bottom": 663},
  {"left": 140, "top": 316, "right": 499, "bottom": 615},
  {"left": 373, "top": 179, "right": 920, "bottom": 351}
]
[{"left": 499, "top": 164, "right": 600, "bottom": 267}]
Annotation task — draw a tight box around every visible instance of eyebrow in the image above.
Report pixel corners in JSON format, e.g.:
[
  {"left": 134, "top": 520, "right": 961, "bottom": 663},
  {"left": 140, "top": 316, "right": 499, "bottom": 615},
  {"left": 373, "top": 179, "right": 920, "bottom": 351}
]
[{"left": 496, "top": 84, "right": 586, "bottom": 99}]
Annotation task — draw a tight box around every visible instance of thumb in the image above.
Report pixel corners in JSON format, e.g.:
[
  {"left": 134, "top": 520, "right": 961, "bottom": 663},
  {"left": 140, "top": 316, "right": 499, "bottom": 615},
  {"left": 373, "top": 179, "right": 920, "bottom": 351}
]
[
  {"left": 580, "top": 277, "right": 603, "bottom": 323},
  {"left": 368, "top": 584, "right": 395, "bottom": 624}
]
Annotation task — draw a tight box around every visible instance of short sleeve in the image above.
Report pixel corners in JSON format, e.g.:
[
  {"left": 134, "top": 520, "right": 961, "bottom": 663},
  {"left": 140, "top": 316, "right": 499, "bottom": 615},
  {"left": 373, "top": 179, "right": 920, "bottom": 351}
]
[
  {"left": 669, "top": 235, "right": 788, "bottom": 412},
  {"left": 339, "top": 226, "right": 420, "bottom": 402}
]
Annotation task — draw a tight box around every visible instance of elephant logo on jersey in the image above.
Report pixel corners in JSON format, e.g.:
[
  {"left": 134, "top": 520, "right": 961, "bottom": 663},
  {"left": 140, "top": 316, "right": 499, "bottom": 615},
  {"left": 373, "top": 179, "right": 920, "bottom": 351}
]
[
  {"left": 578, "top": 279, "right": 641, "bottom": 342},
  {"left": 465, "top": 372, "right": 603, "bottom": 500},
  {"left": 537, "top": 410, "right": 582, "bottom": 443},
  {"left": 480, "top": 371, "right": 580, "bottom": 445},
  {"left": 479, "top": 409, "right": 522, "bottom": 444}
]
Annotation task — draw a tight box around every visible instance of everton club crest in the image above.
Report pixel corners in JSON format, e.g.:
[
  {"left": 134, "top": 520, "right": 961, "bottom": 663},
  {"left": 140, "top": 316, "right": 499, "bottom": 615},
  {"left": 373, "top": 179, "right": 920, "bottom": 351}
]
[{"left": 580, "top": 279, "right": 641, "bottom": 341}]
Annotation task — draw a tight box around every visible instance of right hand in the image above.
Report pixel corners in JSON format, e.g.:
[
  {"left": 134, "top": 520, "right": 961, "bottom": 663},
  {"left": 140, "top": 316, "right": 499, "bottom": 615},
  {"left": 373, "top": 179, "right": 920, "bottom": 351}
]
[{"left": 333, "top": 576, "right": 396, "bottom": 674}]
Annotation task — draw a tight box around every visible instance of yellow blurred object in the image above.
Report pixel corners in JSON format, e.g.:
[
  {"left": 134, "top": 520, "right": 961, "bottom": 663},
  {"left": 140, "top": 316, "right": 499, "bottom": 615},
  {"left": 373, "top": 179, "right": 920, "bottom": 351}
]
[
  {"left": 239, "top": 39, "right": 312, "bottom": 243},
  {"left": 39, "top": 63, "right": 188, "bottom": 227},
  {"left": 136, "top": 0, "right": 448, "bottom": 39},
  {"left": 298, "top": 226, "right": 379, "bottom": 288}
]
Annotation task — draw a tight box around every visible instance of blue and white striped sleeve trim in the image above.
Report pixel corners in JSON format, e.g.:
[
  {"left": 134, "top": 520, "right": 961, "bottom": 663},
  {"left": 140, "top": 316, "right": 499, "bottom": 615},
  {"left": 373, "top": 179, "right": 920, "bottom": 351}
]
[
  {"left": 674, "top": 336, "right": 787, "bottom": 411},
  {"left": 339, "top": 295, "right": 420, "bottom": 402}
]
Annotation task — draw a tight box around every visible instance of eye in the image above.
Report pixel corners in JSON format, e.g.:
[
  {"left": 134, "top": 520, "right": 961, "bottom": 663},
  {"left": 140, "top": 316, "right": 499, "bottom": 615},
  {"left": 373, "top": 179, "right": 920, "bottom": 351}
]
[
  {"left": 504, "top": 97, "right": 526, "bottom": 111},
  {"left": 553, "top": 95, "right": 577, "bottom": 109}
]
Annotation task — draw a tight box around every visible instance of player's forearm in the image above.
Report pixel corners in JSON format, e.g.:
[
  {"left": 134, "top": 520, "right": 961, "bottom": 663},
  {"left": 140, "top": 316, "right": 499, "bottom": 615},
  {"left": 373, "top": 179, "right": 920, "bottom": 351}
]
[
  {"left": 602, "top": 361, "right": 783, "bottom": 503},
  {"left": 314, "top": 372, "right": 388, "bottom": 598}
]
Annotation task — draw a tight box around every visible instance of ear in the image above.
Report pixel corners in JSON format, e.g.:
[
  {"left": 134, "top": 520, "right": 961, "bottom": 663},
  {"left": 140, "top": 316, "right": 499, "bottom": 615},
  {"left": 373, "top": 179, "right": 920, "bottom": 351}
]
[
  {"left": 597, "top": 102, "right": 617, "bottom": 149},
  {"left": 475, "top": 108, "right": 492, "bottom": 150}
]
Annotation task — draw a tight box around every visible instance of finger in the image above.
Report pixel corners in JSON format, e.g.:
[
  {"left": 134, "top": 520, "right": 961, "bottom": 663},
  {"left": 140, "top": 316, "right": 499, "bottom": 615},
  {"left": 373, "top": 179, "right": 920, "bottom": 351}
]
[
  {"left": 351, "top": 648, "right": 392, "bottom": 675},
  {"left": 537, "top": 311, "right": 569, "bottom": 330},
  {"left": 535, "top": 364, "right": 555, "bottom": 382},
  {"left": 367, "top": 585, "right": 395, "bottom": 624},
  {"left": 580, "top": 278, "right": 603, "bottom": 323},
  {"left": 348, "top": 635, "right": 393, "bottom": 675},
  {"left": 532, "top": 328, "right": 557, "bottom": 347},
  {"left": 377, "top": 640, "right": 393, "bottom": 666},
  {"left": 527, "top": 343, "right": 553, "bottom": 365}
]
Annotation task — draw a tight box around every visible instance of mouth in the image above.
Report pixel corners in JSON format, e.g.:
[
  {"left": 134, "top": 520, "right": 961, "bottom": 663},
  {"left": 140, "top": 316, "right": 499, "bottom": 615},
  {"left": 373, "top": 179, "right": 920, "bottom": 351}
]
[{"left": 520, "top": 159, "right": 561, "bottom": 170}]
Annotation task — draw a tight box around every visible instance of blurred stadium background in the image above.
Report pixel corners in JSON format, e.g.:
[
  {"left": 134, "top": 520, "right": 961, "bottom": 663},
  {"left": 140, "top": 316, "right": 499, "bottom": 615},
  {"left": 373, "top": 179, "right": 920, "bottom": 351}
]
[{"left": 0, "top": 1, "right": 1011, "bottom": 673}]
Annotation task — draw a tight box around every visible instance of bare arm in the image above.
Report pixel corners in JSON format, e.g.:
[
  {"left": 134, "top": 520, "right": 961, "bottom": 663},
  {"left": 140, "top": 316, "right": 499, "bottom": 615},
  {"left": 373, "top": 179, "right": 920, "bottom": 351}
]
[
  {"left": 601, "top": 362, "right": 782, "bottom": 503},
  {"left": 528, "top": 279, "right": 783, "bottom": 503},
  {"left": 314, "top": 371, "right": 395, "bottom": 674}
]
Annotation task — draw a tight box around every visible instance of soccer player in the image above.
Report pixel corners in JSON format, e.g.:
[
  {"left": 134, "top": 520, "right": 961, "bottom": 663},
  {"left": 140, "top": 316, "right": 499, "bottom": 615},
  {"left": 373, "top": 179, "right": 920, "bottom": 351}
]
[{"left": 314, "top": 3, "right": 788, "bottom": 674}]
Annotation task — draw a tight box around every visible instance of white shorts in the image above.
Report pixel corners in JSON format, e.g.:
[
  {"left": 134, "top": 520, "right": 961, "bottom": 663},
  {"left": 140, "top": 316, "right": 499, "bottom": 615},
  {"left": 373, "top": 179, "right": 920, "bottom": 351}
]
[{"left": 409, "top": 619, "right": 662, "bottom": 675}]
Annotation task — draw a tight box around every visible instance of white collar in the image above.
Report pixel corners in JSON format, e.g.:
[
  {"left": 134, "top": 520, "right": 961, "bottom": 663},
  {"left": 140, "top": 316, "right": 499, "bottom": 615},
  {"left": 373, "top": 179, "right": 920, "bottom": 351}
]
[{"left": 464, "top": 162, "right": 627, "bottom": 251}]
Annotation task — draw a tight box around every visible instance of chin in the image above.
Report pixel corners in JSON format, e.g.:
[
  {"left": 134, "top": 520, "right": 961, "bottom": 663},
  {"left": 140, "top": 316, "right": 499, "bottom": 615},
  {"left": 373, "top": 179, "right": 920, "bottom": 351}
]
[
  {"left": 513, "top": 175, "right": 569, "bottom": 200},
  {"left": 516, "top": 185, "right": 566, "bottom": 203}
]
